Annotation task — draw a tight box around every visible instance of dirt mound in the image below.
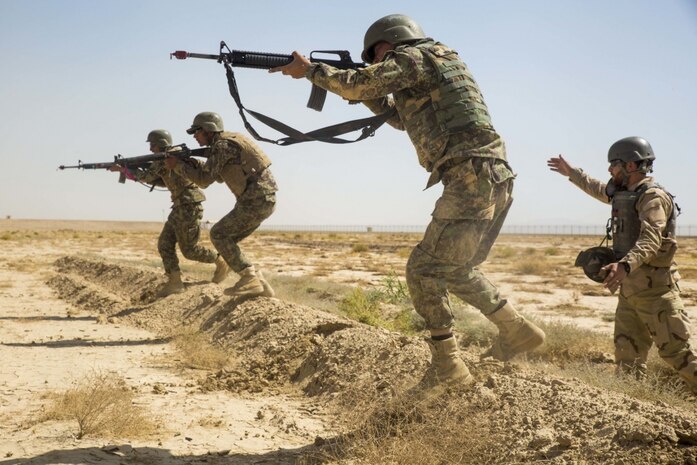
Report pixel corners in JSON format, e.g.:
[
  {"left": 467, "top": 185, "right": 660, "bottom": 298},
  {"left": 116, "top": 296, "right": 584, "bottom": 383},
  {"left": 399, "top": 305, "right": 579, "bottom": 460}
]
[
  {"left": 48, "top": 256, "right": 428, "bottom": 397},
  {"left": 47, "top": 255, "right": 697, "bottom": 463}
]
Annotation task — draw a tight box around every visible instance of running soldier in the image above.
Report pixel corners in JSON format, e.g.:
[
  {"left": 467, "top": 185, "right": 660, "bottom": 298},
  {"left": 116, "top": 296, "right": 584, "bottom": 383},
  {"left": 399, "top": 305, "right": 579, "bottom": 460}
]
[{"left": 271, "top": 14, "right": 545, "bottom": 390}]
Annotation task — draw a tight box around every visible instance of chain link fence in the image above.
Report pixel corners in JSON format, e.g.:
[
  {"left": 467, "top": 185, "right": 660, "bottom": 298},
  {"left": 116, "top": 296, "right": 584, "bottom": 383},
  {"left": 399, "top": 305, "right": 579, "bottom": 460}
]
[{"left": 253, "top": 224, "right": 697, "bottom": 237}]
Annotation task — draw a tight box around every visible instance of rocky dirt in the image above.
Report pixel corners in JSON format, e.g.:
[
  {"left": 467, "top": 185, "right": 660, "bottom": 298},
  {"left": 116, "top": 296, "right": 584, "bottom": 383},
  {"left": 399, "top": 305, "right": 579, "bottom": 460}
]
[{"left": 1, "top": 221, "right": 697, "bottom": 464}]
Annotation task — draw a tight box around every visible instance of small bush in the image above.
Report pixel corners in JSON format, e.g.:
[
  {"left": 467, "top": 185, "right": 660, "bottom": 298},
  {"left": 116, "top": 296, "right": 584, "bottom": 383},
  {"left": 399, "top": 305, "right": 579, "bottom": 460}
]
[
  {"left": 44, "top": 371, "right": 158, "bottom": 439},
  {"left": 378, "top": 271, "right": 410, "bottom": 304},
  {"left": 339, "top": 288, "right": 385, "bottom": 327},
  {"left": 351, "top": 243, "right": 369, "bottom": 253},
  {"left": 514, "top": 258, "right": 548, "bottom": 275}
]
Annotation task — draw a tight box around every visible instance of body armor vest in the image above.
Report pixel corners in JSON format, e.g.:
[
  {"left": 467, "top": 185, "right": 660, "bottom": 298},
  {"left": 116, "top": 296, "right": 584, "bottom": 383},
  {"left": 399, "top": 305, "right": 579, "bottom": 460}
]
[
  {"left": 416, "top": 41, "right": 493, "bottom": 133},
  {"left": 393, "top": 41, "right": 502, "bottom": 172},
  {"left": 610, "top": 183, "right": 677, "bottom": 264},
  {"left": 216, "top": 131, "right": 272, "bottom": 198}
]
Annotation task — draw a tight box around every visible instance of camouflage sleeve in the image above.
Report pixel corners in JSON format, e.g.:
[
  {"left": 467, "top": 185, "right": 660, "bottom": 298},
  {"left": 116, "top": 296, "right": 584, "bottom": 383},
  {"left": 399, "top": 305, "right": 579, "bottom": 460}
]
[
  {"left": 174, "top": 158, "right": 215, "bottom": 188},
  {"left": 621, "top": 189, "right": 672, "bottom": 271},
  {"left": 131, "top": 164, "right": 162, "bottom": 185},
  {"left": 305, "top": 48, "right": 428, "bottom": 102},
  {"left": 174, "top": 140, "right": 237, "bottom": 188},
  {"left": 568, "top": 167, "right": 611, "bottom": 204},
  {"left": 361, "top": 96, "right": 404, "bottom": 130}
]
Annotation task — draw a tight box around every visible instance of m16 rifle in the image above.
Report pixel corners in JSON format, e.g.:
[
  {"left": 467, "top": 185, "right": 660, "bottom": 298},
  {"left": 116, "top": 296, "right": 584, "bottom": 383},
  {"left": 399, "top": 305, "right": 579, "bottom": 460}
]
[
  {"left": 171, "top": 42, "right": 364, "bottom": 112},
  {"left": 171, "top": 41, "right": 395, "bottom": 146},
  {"left": 58, "top": 144, "right": 207, "bottom": 183}
]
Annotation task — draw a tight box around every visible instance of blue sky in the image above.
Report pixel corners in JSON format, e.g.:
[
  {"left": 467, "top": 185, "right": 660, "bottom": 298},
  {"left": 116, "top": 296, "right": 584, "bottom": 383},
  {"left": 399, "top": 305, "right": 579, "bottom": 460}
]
[{"left": 1, "top": 0, "right": 696, "bottom": 227}]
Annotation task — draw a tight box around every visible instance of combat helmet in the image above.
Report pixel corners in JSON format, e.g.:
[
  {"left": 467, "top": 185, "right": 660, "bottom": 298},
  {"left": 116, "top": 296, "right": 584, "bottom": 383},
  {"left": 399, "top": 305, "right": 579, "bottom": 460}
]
[
  {"left": 362, "top": 14, "right": 425, "bottom": 62},
  {"left": 574, "top": 246, "right": 616, "bottom": 283},
  {"left": 146, "top": 129, "right": 172, "bottom": 149},
  {"left": 187, "top": 112, "right": 224, "bottom": 134},
  {"left": 607, "top": 137, "right": 655, "bottom": 164}
]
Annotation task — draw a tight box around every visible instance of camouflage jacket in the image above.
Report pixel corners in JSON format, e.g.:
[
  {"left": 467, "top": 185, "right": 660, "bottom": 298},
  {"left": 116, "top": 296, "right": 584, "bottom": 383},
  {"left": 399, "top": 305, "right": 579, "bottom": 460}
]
[
  {"left": 306, "top": 39, "right": 510, "bottom": 188},
  {"left": 174, "top": 132, "right": 277, "bottom": 200},
  {"left": 568, "top": 168, "right": 680, "bottom": 296},
  {"left": 133, "top": 159, "right": 205, "bottom": 207}
]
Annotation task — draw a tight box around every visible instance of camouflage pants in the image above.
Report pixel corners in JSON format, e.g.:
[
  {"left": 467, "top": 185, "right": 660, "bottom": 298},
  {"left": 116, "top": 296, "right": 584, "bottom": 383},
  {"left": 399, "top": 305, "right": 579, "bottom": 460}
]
[
  {"left": 159, "top": 202, "right": 218, "bottom": 274},
  {"left": 614, "top": 285, "right": 697, "bottom": 392},
  {"left": 406, "top": 161, "right": 514, "bottom": 330},
  {"left": 210, "top": 190, "right": 275, "bottom": 273}
]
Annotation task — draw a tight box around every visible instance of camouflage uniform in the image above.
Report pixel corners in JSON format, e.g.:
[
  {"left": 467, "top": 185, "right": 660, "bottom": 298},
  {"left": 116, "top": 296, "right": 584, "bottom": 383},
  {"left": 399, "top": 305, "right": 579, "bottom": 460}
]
[
  {"left": 308, "top": 39, "right": 516, "bottom": 328},
  {"left": 569, "top": 168, "right": 697, "bottom": 391},
  {"left": 131, "top": 160, "right": 217, "bottom": 274},
  {"left": 173, "top": 132, "right": 277, "bottom": 272}
]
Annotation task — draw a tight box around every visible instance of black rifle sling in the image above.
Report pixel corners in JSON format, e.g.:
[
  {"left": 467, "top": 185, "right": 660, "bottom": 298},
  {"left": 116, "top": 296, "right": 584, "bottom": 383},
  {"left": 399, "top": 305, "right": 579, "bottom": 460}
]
[{"left": 224, "top": 63, "right": 396, "bottom": 146}]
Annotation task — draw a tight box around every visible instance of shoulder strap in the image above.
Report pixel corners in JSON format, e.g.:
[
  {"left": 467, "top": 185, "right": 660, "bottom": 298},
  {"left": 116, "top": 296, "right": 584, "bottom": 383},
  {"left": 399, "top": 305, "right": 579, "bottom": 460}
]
[{"left": 224, "top": 63, "right": 396, "bottom": 146}]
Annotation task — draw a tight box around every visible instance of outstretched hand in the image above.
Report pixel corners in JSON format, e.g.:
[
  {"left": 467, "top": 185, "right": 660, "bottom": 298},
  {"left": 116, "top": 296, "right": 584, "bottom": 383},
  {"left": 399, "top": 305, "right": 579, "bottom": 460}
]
[
  {"left": 269, "top": 51, "right": 310, "bottom": 79},
  {"left": 547, "top": 155, "right": 574, "bottom": 177}
]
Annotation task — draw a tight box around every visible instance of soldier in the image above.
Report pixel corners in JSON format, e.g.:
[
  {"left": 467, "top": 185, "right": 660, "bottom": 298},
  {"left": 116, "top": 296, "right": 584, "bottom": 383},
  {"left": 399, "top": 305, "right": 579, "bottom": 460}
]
[
  {"left": 110, "top": 129, "right": 227, "bottom": 297},
  {"left": 165, "top": 112, "right": 277, "bottom": 298},
  {"left": 548, "top": 137, "right": 697, "bottom": 393},
  {"left": 271, "top": 14, "right": 545, "bottom": 390}
]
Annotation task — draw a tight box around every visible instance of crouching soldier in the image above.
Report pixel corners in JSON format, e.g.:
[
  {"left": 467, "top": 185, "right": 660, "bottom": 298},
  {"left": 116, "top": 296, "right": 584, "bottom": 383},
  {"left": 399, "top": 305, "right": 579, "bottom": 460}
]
[
  {"left": 110, "top": 129, "right": 227, "bottom": 297},
  {"left": 165, "top": 112, "right": 276, "bottom": 298}
]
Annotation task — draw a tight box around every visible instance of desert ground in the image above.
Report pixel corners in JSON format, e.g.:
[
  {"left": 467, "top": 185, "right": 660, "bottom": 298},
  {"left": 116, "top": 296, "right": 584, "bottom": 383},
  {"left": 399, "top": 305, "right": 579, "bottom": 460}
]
[{"left": 1, "top": 219, "right": 696, "bottom": 465}]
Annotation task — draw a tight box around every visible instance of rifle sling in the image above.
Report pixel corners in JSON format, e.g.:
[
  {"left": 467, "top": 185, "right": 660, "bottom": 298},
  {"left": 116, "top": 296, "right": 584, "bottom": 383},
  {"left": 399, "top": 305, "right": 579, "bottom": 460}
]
[{"left": 224, "top": 63, "right": 395, "bottom": 146}]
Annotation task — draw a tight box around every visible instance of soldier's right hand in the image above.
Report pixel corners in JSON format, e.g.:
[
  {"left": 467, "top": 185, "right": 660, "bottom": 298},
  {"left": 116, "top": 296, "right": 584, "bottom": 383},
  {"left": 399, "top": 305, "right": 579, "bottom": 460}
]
[{"left": 547, "top": 155, "right": 573, "bottom": 177}]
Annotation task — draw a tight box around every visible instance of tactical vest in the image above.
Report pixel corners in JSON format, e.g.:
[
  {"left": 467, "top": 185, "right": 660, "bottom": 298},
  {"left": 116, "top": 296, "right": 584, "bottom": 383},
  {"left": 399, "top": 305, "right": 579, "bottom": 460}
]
[
  {"left": 393, "top": 41, "right": 502, "bottom": 172},
  {"left": 610, "top": 182, "right": 677, "bottom": 265},
  {"left": 215, "top": 131, "right": 272, "bottom": 198},
  {"left": 416, "top": 41, "right": 493, "bottom": 133}
]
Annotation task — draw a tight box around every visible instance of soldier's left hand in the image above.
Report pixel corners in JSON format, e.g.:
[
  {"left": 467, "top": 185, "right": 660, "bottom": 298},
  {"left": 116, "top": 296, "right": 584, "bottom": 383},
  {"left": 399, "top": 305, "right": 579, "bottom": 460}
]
[
  {"left": 601, "top": 262, "right": 626, "bottom": 294},
  {"left": 269, "top": 51, "right": 310, "bottom": 79}
]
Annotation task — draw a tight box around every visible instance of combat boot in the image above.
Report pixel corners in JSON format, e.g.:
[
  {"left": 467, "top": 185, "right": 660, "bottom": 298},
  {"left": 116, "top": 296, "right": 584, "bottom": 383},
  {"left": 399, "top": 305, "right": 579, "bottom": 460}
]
[
  {"left": 224, "top": 265, "right": 265, "bottom": 298},
  {"left": 211, "top": 255, "right": 231, "bottom": 284},
  {"left": 157, "top": 271, "right": 184, "bottom": 298},
  {"left": 256, "top": 269, "right": 275, "bottom": 298},
  {"left": 483, "top": 302, "right": 545, "bottom": 361},
  {"left": 414, "top": 336, "right": 474, "bottom": 397}
]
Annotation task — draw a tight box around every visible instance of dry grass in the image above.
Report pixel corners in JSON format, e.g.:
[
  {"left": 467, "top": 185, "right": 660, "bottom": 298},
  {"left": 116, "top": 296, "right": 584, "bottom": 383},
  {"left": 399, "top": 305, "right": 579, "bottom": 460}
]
[
  {"left": 43, "top": 371, "right": 159, "bottom": 439},
  {"left": 533, "top": 319, "right": 612, "bottom": 363},
  {"left": 546, "top": 356, "right": 696, "bottom": 409},
  {"left": 303, "top": 389, "right": 505, "bottom": 465},
  {"left": 170, "top": 328, "right": 231, "bottom": 370},
  {"left": 350, "top": 243, "right": 369, "bottom": 253}
]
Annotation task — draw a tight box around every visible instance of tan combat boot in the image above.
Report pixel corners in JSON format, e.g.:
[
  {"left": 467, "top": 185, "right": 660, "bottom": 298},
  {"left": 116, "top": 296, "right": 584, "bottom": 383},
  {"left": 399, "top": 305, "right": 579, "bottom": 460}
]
[
  {"left": 414, "top": 336, "right": 474, "bottom": 398},
  {"left": 256, "top": 269, "right": 275, "bottom": 298},
  {"left": 157, "top": 271, "right": 184, "bottom": 298},
  {"left": 211, "top": 255, "right": 231, "bottom": 284},
  {"left": 483, "top": 302, "right": 545, "bottom": 361},
  {"left": 224, "top": 265, "right": 265, "bottom": 298}
]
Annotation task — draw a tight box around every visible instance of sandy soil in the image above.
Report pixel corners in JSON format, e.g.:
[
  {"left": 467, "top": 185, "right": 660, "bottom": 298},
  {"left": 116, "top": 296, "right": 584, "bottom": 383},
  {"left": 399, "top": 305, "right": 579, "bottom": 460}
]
[
  {"left": 0, "top": 233, "right": 328, "bottom": 464},
  {"left": 1, "top": 219, "right": 697, "bottom": 464}
]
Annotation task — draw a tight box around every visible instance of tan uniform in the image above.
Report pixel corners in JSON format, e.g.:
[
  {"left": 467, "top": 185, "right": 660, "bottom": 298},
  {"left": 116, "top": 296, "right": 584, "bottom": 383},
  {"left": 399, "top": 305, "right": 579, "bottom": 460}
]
[
  {"left": 569, "top": 168, "right": 697, "bottom": 391},
  {"left": 174, "top": 132, "right": 277, "bottom": 273}
]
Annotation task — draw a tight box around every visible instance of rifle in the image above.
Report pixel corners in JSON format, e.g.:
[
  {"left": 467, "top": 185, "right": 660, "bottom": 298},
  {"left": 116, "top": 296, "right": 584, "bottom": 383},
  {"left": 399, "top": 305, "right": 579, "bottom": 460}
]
[
  {"left": 171, "top": 42, "right": 364, "bottom": 112},
  {"left": 58, "top": 144, "right": 207, "bottom": 183},
  {"left": 170, "top": 41, "right": 395, "bottom": 146}
]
